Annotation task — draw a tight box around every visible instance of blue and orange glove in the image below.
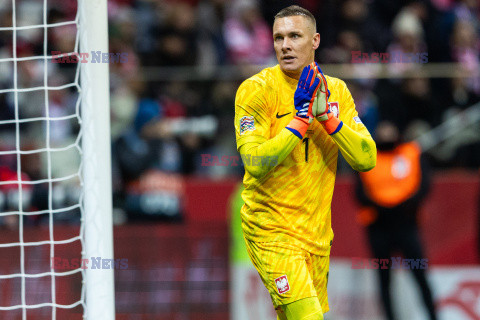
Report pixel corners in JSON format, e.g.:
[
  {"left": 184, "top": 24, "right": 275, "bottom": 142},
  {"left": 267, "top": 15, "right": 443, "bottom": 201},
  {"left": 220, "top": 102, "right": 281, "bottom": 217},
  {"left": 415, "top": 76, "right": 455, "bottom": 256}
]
[
  {"left": 287, "top": 64, "right": 320, "bottom": 139},
  {"left": 294, "top": 64, "right": 320, "bottom": 121},
  {"left": 311, "top": 62, "right": 330, "bottom": 121},
  {"left": 311, "top": 62, "right": 343, "bottom": 135}
]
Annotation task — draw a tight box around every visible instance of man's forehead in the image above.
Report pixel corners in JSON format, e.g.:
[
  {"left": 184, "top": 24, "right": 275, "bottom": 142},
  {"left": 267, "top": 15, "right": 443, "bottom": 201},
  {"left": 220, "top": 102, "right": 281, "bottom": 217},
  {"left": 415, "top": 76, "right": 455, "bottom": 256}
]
[{"left": 273, "top": 15, "right": 314, "bottom": 34}]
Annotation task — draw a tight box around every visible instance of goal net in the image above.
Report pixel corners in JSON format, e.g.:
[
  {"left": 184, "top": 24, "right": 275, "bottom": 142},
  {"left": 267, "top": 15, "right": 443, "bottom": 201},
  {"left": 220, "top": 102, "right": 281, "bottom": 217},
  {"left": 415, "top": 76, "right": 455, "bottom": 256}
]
[{"left": 0, "top": 0, "right": 114, "bottom": 319}]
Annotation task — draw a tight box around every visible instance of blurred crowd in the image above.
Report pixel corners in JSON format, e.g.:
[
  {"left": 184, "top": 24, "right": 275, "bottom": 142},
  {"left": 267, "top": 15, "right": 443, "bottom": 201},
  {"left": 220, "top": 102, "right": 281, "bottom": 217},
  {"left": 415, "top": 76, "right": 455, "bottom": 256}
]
[
  {"left": 109, "top": 0, "right": 479, "bottom": 177},
  {"left": 108, "top": 0, "right": 480, "bottom": 174},
  {"left": 0, "top": 0, "right": 479, "bottom": 221}
]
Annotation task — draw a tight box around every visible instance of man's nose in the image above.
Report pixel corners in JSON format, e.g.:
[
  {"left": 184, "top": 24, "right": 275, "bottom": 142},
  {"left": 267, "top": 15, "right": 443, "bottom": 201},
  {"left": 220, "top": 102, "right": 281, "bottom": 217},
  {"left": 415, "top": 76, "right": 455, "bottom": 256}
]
[{"left": 281, "top": 38, "right": 291, "bottom": 51}]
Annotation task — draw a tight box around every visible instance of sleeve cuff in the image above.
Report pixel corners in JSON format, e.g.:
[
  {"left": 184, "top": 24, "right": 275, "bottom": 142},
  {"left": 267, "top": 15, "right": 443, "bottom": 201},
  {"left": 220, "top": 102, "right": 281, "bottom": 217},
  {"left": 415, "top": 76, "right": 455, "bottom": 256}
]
[
  {"left": 321, "top": 113, "right": 343, "bottom": 135},
  {"left": 287, "top": 117, "right": 309, "bottom": 139}
]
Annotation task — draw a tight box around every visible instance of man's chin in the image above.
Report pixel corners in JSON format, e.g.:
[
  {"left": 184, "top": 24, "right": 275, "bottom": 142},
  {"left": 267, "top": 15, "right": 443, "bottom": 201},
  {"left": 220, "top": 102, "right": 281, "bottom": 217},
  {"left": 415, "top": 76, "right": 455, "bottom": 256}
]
[{"left": 280, "top": 62, "right": 301, "bottom": 77}]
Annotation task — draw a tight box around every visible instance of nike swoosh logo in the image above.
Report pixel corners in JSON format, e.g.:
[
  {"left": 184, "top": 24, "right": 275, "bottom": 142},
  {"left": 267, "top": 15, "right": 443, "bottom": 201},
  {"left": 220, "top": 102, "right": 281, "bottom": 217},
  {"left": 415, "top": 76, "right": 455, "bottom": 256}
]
[{"left": 276, "top": 112, "right": 291, "bottom": 119}]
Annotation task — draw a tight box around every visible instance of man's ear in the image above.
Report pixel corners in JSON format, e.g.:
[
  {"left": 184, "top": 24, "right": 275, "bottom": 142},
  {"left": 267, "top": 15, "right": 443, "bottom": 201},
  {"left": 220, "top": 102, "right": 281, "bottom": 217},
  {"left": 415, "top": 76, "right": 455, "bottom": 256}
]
[{"left": 313, "top": 33, "right": 320, "bottom": 50}]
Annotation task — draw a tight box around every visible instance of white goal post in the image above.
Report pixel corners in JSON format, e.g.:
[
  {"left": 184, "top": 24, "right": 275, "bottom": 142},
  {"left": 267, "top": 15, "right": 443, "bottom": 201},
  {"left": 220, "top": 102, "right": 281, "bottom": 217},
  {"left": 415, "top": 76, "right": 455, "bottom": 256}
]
[
  {"left": 0, "top": 0, "right": 115, "bottom": 318},
  {"left": 79, "top": 0, "right": 115, "bottom": 319}
]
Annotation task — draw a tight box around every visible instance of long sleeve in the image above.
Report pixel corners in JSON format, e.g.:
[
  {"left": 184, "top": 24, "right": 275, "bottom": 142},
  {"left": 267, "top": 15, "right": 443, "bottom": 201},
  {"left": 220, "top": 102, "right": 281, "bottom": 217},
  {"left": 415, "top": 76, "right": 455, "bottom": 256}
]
[
  {"left": 317, "top": 78, "right": 376, "bottom": 172},
  {"left": 235, "top": 77, "right": 308, "bottom": 179},
  {"left": 239, "top": 127, "right": 302, "bottom": 179},
  {"left": 330, "top": 122, "right": 377, "bottom": 172}
]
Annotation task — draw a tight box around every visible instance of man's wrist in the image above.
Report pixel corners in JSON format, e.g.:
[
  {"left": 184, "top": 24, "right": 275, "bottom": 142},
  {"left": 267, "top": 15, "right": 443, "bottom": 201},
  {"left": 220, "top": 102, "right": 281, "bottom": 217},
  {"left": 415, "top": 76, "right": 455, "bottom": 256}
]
[
  {"left": 287, "top": 116, "right": 309, "bottom": 139},
  {"left": 317, "top": 112, "right": 343, "bottom": 135},
  {"left": 316, "top": 112, "right": 329, "bottom": 122}
]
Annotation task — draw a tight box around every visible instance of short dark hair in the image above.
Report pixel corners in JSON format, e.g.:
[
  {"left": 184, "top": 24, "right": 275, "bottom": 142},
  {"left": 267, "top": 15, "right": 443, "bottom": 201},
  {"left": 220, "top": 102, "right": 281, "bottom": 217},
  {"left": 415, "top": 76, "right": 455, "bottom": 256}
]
[{"left": 274, "top": 5, "right": 316, "bottom": 31}]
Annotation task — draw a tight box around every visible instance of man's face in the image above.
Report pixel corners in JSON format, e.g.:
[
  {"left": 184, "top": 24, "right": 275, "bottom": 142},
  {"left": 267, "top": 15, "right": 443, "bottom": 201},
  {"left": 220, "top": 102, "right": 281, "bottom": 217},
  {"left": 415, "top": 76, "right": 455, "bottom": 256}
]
[{"left": 273, "top": 15, "right": 320, "bottom": 79}]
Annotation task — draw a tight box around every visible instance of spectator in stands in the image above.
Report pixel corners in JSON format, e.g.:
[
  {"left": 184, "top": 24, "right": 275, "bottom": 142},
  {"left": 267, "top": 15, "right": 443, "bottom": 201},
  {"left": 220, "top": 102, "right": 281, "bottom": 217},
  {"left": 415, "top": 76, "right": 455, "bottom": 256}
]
[
  {"left": 131, "top": 1, "right": 164, "bottom": 66},
  {"left": 1, "top": 0, "right": 479, "bottom": 177},
  {"left": 375, "top": 70, "right": 438, "bottom": 132},
  {"left": 355, "top": 121, "right": 437, "bottom": 320},
  {"left": 196, "top": 0, "right": 228, "bottom": 65},
  {"left": 117, "top": 98, "right": 182, "bottom": 176},
  {"left": 453, "top": 0, "right": 479, "bottom": 26},
  {"left": 155, "top": 2, "right": 198, "bottom": 66},
  {"left": 450, "top": 19, "right": 480, "bottom": 94},
  {"left": 445, "top": 69, "right": 479, "bottom": 109},
  {"left": 223, "top": 1, "right": 273, "bottom": 64},
  {"left": 388, "top": 6, "right": 428, "bottom": 75},
  {"left": 113, "top": 98, "right": 184, "bottom": 220},
  {"left": 320, "top": 30, "right": 364, "bottom": 63},
  {"left": 338, "top": 0, "right": 370, "bottom": 47},
  {"left": 346, "top": 80, "right": 379, "bottom": 133}
]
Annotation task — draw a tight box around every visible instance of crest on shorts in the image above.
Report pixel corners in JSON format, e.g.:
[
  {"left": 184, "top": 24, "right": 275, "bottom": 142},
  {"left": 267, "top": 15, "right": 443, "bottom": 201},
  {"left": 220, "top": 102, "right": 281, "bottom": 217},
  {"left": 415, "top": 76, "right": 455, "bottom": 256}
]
[
  {"left": 275, "top": 275, "right": 290, "bottom": 294},
  {"left": 239, "top": 116, "right": 255, "bottom": 135},
  {"left": 328, "top": 102, "right": 339, "bottom": 118}
]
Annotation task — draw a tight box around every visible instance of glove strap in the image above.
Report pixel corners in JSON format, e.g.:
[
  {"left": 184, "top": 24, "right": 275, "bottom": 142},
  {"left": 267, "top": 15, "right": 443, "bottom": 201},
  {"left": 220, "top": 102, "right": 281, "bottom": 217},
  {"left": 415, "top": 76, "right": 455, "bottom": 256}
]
[
  {"left": 287, "top": 116, "right": 309, "bottom": 139},
  {"left": 319, "top": 112, "right": 343, "bottom": 135}
]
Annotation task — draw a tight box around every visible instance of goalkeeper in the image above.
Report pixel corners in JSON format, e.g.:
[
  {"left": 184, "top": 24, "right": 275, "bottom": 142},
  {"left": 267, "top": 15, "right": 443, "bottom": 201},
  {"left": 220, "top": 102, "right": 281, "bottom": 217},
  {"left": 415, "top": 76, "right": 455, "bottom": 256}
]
[{"left": 234, "top": 5, "right": 376, "bottom": 320}]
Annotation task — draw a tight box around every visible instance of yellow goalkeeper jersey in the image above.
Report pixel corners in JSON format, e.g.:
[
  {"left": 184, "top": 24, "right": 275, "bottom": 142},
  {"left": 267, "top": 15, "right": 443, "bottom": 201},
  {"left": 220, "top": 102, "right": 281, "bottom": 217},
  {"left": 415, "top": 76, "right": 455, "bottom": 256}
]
[{"left": 235, "top": 64, "right": 371, "bottom": 256}]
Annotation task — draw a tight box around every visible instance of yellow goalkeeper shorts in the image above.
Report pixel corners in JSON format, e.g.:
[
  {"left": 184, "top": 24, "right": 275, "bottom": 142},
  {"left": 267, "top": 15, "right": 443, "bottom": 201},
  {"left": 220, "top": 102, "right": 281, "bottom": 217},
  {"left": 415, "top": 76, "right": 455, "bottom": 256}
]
[{"left": 244, "top": 238, "right": 330, "bottom": 313}]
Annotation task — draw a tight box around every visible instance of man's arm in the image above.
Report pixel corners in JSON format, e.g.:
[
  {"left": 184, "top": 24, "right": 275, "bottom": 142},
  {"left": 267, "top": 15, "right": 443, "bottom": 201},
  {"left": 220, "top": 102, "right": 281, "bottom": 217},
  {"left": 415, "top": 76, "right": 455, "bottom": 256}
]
[
  {"left": 235, "top": 66, "right": 319, "bottom": 179},
  {"left": 235, "top": 80, "right": 305, "bottom": 179},
  {"left": 315, "top": 80, "right": 376, "bottom": 172},
  {"left": 238, "top": 128, "right": 302, "bottom": 179},
  {"left": 327, "top": 117, "right": 377, "bottom": 172}
]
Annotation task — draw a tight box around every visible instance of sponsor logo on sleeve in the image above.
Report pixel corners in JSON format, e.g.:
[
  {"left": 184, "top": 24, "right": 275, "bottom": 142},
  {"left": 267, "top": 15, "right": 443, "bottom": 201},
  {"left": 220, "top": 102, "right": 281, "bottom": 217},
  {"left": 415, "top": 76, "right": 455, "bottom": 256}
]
[
  {"left": 239, "top": 116, "right": 255, "bottom": 135},
  {"left": 353, "top": 116, "right": 363, "bottom": 124}
]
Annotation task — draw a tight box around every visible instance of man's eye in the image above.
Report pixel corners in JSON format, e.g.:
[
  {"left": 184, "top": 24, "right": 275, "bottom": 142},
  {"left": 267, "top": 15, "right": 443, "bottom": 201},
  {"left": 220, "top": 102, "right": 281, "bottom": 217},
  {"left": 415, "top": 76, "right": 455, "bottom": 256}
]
[
  {"left": 275, "top": 36, "right": 283, "bottom": 41},
  {"left": 292, "top": 34, "right": 299, "bottom": 39}
]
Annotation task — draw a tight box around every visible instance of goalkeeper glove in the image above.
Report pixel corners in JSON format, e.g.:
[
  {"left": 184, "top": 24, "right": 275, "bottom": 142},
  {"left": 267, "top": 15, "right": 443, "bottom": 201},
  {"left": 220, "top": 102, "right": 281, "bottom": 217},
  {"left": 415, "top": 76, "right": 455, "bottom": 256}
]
[
  {"left": 312, "top": 63, "right": 343, "bottom": 135},
  {"left": 287, "top": 64, "right": 320, "bottom": 139},
  {"left": 311, "top": 62, "right": 330, "bottom": 121},
  {"left": 294, "top": 64, "right": 320, "bottom": 121}
]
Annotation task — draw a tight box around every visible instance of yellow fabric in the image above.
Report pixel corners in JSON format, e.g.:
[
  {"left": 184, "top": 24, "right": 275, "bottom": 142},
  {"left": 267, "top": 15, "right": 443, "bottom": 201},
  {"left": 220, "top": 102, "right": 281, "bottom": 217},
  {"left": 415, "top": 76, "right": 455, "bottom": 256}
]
[
  {"left": 244, "top": 237, "right": 330, "bottom": 312},
  {"left": 301, "top": 312, "right": 324, "bottom": 320},
  {"left": 280, "top": 297, "right": 324, "bottom": 320},
  {"left": 235, "top": 64, "right": 374, "bottom": 255},
  {"left": 330, "top": 121, "right": 377, "bottom": 172},
  {"left": 239, "top": 127, "right": 301, "bottom": 179},
  {"left": 317, "top": 79, "right": 376, "bottom": 171}
]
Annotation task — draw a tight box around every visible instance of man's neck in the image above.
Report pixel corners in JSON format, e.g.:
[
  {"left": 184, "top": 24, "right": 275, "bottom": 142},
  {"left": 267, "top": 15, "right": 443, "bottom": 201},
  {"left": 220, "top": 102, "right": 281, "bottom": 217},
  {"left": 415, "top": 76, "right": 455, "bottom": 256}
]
[{"left": 281, "top": 69, "right": 301, "bottom": 80}]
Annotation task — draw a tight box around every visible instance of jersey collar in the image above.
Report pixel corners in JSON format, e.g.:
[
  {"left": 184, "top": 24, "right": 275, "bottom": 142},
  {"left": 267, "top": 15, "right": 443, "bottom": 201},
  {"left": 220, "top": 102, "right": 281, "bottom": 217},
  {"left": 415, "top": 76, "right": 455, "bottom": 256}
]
[{"left": 275, "top": 65, "right": 298, "bottom": 87}]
